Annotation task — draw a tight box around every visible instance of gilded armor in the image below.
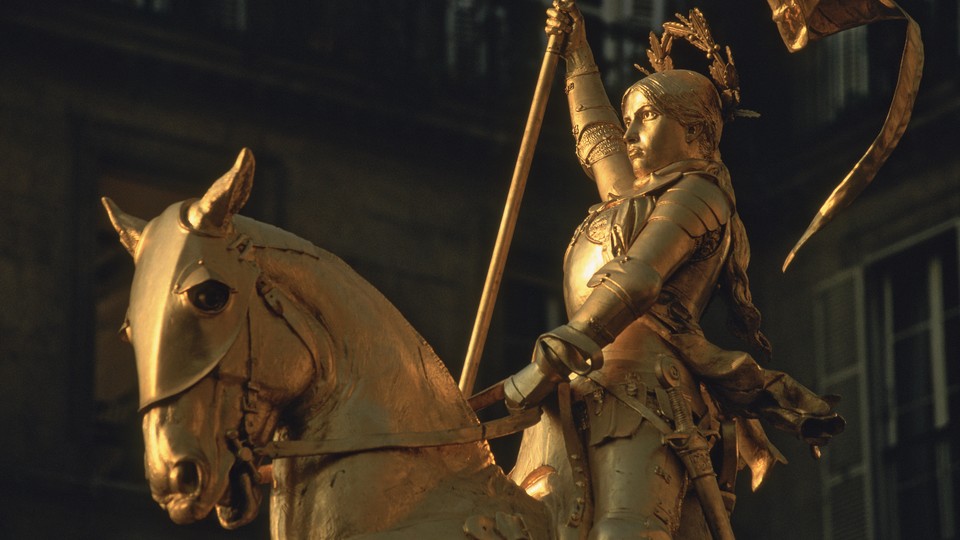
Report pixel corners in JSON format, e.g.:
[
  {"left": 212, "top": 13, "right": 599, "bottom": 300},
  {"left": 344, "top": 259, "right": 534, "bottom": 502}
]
[{"left": 508, "top": 4, "right": 845, "bottom": 538}]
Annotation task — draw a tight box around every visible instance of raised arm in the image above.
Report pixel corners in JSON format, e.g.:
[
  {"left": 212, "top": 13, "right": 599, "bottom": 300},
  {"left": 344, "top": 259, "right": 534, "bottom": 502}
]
[{"left": 547, "top": 1, "right": 635, "bottom": 200}]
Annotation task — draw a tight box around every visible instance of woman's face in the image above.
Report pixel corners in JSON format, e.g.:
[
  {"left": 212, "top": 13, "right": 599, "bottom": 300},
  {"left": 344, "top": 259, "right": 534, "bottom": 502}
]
[{"left": 622, "top": 89, "right": 700, "bottom": 178}]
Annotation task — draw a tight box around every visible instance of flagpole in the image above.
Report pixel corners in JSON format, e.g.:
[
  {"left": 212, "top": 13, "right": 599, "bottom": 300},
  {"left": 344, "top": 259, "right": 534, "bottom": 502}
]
[{"left": 459, "top": 33, "right": 564, "bottom": 396}]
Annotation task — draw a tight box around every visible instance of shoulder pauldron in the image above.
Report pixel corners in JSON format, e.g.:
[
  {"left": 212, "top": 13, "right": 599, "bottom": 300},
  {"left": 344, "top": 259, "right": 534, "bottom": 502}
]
[{"left": 648, "top": 173, "right": 732, "bottom": 238}]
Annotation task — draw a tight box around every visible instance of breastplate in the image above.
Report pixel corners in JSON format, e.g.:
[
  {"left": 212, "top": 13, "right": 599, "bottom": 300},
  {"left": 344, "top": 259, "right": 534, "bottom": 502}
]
[
  {"left": 562, "top": 195, "right": 732, "bottom": 329},
  {"left": 563, "top": 195, "right": 653, "bottom": 318}
]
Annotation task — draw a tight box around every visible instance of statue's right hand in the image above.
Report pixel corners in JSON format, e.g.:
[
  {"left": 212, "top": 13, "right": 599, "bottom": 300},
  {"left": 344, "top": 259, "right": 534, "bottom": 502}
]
[
  {"left": 503, "top": 338, "right": 567, "bottom": 412},
  {"left": 504, "top": 326, "right": 601, "bottom": 411},
  {"left": 546, "top": 0, "right": 586, "bottom": 59}
]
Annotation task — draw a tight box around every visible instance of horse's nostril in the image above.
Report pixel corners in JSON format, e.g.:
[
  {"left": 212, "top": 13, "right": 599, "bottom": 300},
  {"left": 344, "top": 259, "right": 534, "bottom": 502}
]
[{"left": 170, "top": 461, "right": 201, "bottom": 495}]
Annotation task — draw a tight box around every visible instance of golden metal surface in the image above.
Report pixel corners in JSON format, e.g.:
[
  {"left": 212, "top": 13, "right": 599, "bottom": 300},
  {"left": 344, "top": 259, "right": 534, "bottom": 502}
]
[
  {"left": 104, "top": 151, "right": 261, "bottom": 410},
  {"left": 774, "top": 0, "right": 923, "bottom": 269},
  {"left": 106, "top": 150, "right": 553, "bottom": 538},
  {"left": 96, "top": 2, "right": 916, "bottom": 537},
  {"left": 554, "top": 0, "right": 635, "bottom": 200},
  {"left": 508, "top": 4, "right": 846, "bottom": 538}
]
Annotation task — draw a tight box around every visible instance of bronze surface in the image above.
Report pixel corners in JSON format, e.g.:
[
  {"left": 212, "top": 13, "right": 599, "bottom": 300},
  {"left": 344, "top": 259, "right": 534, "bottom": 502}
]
[{"left": 106, "top": 150, "right": 553, "bottom": 538}]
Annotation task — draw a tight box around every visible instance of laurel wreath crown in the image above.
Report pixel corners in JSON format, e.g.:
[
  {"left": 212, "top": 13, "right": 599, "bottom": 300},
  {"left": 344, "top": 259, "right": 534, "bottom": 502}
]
[{"left": 636, "top": 8, "right": 758, "bottom": 121}]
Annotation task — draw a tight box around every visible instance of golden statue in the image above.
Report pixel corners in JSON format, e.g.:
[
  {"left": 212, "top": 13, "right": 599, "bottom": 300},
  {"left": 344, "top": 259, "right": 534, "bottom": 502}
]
[
  {"left": 103, "top": 151, "right": 552, "bottom": 538},
  {"left": 505, "top": 4, "right": 847, "bottom": 539},
  {"left": 101, "top": 1, "right": 923, "bottom": 538}
]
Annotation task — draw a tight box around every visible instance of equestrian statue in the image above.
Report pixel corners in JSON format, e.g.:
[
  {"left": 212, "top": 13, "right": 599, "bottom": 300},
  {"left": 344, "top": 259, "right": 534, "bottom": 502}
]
[{"left": 103, "top": 0, "right": 922, "bottom": 538}]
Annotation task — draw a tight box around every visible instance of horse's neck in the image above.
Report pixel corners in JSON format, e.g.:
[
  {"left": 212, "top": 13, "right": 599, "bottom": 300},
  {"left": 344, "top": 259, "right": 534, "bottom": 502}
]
[
  {"left": 304, "top": 274, "right": 476, "bottom": 442},
  {"left": 239, "top": 220, "right": 540, "bottom": 539},
  {"left": 249, "top": 237, "right": 477, "bottom": 443}
]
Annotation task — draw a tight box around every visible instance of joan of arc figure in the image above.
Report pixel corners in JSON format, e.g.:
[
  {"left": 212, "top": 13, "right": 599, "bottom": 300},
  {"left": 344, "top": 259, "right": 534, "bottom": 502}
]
[{"left": 505, "top": 4, "right": 845, "bottom": 539}]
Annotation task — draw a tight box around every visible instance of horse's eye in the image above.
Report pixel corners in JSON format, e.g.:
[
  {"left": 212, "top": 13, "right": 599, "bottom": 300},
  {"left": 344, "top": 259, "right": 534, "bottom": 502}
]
[{"left": 187, "top": 280, "right": 231, "bottom": 313}]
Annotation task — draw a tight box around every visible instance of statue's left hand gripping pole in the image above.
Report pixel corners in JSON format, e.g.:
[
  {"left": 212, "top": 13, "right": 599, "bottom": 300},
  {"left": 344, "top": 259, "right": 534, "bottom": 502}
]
[{"left": 458, "top": 29, "right": 566, "bottom": 396}]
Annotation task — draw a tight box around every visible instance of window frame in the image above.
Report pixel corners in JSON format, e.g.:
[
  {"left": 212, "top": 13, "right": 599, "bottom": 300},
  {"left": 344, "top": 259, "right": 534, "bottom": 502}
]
[{"left": 816, "top": 218, "right": 960, "bottom": 540}]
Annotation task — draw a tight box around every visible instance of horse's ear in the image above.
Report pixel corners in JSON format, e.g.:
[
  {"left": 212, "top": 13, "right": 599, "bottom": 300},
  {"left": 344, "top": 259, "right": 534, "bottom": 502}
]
[
  {"left": 102, "top": 197, "right": 147, "bottom": 257},
  {"left": 188, "top": 148, "right": 255, "bottom": 233}
]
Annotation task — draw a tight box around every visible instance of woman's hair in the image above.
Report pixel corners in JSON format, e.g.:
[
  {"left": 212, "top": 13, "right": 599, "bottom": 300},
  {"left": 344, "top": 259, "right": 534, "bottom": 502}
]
[
  {"left": 624, "top": 70, "right": 773, "bottom": 361},
  {"left": 622, "top": 70, "right": 724, "bottom": 160},
  {"left": 721, "top": 197, "right": 774, "bottom": 362}
]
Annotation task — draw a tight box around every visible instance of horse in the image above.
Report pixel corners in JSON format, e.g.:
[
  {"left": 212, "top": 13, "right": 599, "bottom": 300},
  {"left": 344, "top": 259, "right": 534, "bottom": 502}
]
[{"left": 102, "top": 149, "right": 555, "bottom": 539}]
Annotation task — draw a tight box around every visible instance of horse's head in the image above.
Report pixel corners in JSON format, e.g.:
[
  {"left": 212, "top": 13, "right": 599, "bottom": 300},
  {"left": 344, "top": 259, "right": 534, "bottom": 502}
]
[
  {"left": 103, "top": 149, "right": 316, "bottom": 528},
  {"left": 104, "top": 148, "right": 498, "bottom": 536}
]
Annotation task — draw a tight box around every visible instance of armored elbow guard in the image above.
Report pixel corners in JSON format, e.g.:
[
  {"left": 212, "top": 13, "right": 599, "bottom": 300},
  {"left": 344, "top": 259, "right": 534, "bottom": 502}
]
[{"left": 568, "top": 255, "right": 664, "bottom": 346}]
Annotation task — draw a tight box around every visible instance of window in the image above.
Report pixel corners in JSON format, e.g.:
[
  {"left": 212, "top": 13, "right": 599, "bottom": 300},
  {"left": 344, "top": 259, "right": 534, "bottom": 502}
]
[
  {"left": 795, "top": 26, "right": 870, "bottom": 131},
  {"left": 815, "top": 223, "right": 960, "bottom": 540},
  {"left": 101, "top": 0, "right": 248, "bottom": 32},
  {"left": 446, "top": 0, "right": 491, "bottom": 80},
  {"left": 625, "top": 0, "right": 666, "bottom": 28},
  {"left": 866, "top": 227, "right": 959, "bottom": 540},
  {"left": 107, "top": 0, "right": 171, "bottom": 14},
  {"left": 594, "top": 0, "right": 667, "bottom": 90}
]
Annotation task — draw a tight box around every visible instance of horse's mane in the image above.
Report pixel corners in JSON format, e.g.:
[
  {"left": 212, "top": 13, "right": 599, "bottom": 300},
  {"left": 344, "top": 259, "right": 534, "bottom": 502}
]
[{"left": 231, "top": 215, "right": 477, "bottom": 434}]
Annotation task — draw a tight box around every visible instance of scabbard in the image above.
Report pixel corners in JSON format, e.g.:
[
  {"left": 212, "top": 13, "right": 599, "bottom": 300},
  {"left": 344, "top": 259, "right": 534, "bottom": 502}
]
[
  {"left": 663, "top": 377, "right": 735, "bottom": 540},
  {"left": 673, "top": 435, "right": 736, "bottom": 540}
]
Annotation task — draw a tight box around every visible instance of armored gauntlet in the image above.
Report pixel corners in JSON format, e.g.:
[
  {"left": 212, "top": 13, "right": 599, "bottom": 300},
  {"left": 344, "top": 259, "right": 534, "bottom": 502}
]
[{"left": 504, "top": 325, "right": 603, "bottom": 411}]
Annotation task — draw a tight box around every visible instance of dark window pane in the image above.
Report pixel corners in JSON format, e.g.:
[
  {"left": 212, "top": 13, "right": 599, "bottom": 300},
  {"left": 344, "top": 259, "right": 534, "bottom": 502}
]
[
  {"left": 890, "top": 262, "right": 930, "bottom": 332},
  {"left": 947, "top": 313, "right": 960, "bottom": 393},
  {"left": 939, "top": 234, "right": 959, "bottom": 311},
  {"left": 954, "top": 445, "right": 960, "bottom": 533},
  {"left": 896, "top": 475, "right": 941, "bottom": 540},
  {"left": 893, "top": 333, "right": 932, "bottom": 409},
  {"left": 896, "top": 401, "right": 934, "bottom": 441},
  {"left": 894, "top": 438, "right": 936, "bottom": 481}
]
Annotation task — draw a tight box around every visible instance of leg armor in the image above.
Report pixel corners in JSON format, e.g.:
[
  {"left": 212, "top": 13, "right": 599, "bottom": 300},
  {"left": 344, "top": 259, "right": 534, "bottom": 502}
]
[{"left": 577, "top": 356, "right": 708, "bottom": 540}]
